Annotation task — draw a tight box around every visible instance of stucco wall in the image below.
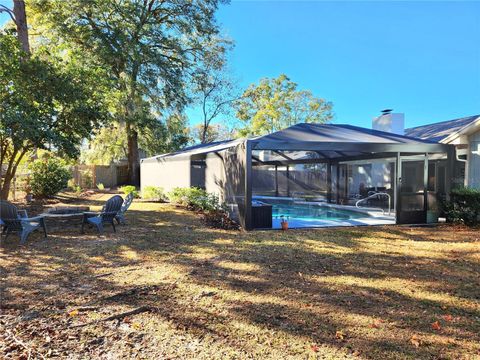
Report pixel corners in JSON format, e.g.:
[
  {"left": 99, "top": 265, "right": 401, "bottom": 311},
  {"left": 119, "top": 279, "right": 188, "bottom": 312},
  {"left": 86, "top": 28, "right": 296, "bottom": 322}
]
[
  {"left": 140, "top": 157, "right": 191, "bottom": 193},
  {"left": 468, "top": 131, "right": 480, "bottom": 189},
  {"left": 204, "top": 153, "right": 227, "bottom": 202}
]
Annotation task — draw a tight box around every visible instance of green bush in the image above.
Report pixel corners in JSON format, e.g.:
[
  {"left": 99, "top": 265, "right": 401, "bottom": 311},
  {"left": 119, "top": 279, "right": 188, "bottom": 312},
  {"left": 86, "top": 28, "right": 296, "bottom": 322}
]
[
  {"left": 167, "top": 187, "right": 235, "bottom": 229},
  {"left": 444, "top": 187, "right": 480, "bottom": 226},
  {"left": 167, "top": 187, "right": 225, "bottom": 212},
  {"left": 142, "top": 186, "right": 165, "bottom": 201},
  {"left": 97, "top": 183, "right": 105, "bottom": 190},
  {"left": 82, "top": 170, "right": 93, "bottom": 189},
  {"left": 167, "top": 187, "right": 206, "bottom": 207},
  {"left": 29, "top": 158, "right": 71, "bottom": 198},
  {"left": 120, "top": 185, "right": 139, "bottom": 198}
]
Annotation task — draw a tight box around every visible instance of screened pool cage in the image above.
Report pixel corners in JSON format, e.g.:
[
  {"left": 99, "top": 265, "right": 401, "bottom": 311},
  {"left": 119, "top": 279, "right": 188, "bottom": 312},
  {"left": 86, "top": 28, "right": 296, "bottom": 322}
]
[{"left": 141, "top": 124, "right": 457, "bottom": 230}]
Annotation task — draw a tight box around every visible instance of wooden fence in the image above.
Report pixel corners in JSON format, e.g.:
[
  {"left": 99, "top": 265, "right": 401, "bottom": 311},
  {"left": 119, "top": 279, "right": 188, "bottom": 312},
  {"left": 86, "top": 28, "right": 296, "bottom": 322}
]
[{"left": 71, "top": 164, "right": 129, "bottom": 189}]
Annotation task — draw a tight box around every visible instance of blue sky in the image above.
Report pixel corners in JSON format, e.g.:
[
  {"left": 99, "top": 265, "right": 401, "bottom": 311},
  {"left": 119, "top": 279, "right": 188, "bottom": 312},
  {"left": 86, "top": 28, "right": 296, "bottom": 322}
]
[{"left": 2, "top": 0, "right": 479, "bottom": 129}]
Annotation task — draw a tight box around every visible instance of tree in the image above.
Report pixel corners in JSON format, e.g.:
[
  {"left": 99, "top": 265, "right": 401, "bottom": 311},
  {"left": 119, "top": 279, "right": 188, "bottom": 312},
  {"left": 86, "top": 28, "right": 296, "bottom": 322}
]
[
  {"left": 191, "top": 57, "right": 238, "bottom": 143},
  {"left": 81, "top": 113, "right": 190, "bottom": 165},
  {"left": 80, "top": 125, "right": 129, "bottom": 166},
  {"left": 0, "top": 0, "right": 30, "bottom": 53},
  {"left": 30, "top": 0, "right": 229, "bottom": 185},
  {"left": 190, "top": 123, "right": 235, "bottom": 144},
  {"left": 140, "top": 113, "right": 191, "bottom": 156},
  {"left": 0, "top": 34, "right": 108, "bottom": 199},
  {"left": 235, "top": 74, "right": 334, "bottom": 136}
]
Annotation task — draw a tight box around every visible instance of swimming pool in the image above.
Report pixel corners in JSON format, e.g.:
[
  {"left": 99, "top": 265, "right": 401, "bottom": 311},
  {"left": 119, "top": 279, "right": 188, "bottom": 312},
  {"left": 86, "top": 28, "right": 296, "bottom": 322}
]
[
  {"left": 253, "top": 196, "right": 396, "bottom": 228},
  {"left": 269, "top": 200, "right": 364, "bottom": 221}
]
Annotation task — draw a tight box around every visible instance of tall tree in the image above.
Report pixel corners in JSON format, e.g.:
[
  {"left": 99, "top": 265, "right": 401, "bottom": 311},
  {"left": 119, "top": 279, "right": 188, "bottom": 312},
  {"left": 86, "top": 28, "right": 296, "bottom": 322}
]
[
  {"left": 30, "top": 0, "right": 229, "bottom": 185},
  {"left": 0, "top": 34, "right": 108, "bottom": 199},
  {"left": 1, "top": 0, "right": 30, "bottom": 53},
  {"left": 235, "top": 74, "right": 334, "bottom": 136},
  {"left": 190, "top": 123, "right": 235, "bottom": 144},
  {"left": 191, "top": 55, "right": 238, "bottom": 143}
]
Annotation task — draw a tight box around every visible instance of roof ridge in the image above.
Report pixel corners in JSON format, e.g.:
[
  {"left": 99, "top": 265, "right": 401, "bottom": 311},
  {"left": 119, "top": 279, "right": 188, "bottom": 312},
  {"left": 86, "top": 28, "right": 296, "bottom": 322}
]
[{"left": 406, "top": 114, "right": 480, "bottom": 131}]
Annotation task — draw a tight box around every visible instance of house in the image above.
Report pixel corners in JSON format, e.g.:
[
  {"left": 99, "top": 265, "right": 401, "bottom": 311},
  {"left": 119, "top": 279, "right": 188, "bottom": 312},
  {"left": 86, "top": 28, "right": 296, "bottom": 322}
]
[
  {"left": 404, "top": 115, "right": 480, "bottom": 188},
  {"left": 141, "top": 123, "right": 454, "bottom": 229}
]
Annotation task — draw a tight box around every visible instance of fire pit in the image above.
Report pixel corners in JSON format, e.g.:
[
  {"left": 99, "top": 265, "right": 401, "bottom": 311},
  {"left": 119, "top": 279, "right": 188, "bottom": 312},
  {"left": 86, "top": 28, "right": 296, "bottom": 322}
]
[
  {"left": 41, "top": 206, "right": 91, "bottom": 232},
  {"left": 46, "top": 206, "right": 90, "bottom": 215}
]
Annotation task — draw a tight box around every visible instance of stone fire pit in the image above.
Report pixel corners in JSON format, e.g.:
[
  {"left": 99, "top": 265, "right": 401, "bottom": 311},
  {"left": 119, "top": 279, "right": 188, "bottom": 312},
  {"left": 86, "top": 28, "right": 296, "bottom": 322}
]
[{"left": 41, "top": 206, "right": 91, "bottom": 231}]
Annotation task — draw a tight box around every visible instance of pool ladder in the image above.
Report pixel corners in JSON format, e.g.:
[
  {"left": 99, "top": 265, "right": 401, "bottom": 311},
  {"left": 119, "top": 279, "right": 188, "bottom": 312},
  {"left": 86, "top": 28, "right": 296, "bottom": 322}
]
[{"left": 355, "top": 192, "right": 391, "bottom": 216}]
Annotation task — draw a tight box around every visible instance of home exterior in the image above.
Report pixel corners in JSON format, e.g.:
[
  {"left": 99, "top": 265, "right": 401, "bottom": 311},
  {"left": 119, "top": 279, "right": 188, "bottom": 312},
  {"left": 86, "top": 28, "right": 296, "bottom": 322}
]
[
  {"left": 404, "top": 115, "right": 480, "bottom": 189},
  {"left": 141, "top": 123, "right": 454, "bottom": 229}
]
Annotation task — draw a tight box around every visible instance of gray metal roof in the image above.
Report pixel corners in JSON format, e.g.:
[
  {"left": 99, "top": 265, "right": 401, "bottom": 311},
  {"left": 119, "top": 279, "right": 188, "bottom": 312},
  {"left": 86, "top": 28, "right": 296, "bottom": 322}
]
[
  {"left": 405, "top": 115, "right": 480, "bottom": 142},
  {"left": 251, "top": 123, "right": 436, "bottom": 147},
  {"left": 142, "top": 123, "right": 451, "bottom": 163}
]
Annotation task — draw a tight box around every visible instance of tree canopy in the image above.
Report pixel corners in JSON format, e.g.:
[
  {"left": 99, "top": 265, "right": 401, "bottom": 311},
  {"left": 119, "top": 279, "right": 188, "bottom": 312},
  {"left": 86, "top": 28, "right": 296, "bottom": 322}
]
[
  {"left": 0, "top": 33, "right": 109, "bottom": 199},
  {"left": 29, "top": 0, "right": 230, "bottom": 184},
  {"left": 235, "top": 74, "right": 334, "bottom": 136}
]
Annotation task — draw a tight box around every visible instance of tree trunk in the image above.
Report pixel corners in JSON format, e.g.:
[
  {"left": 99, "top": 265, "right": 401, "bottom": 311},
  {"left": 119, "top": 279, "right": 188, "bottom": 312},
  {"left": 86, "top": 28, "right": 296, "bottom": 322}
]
[
  {"left": 201, "top": 124, "right": 208, "bottom": 144},
  {"left": 126, "top": 123, "right": 140, "bottom": 186},
  {"left": 0, "top": 175, "right": 12, "bottom": 200},
  {"left": 0, "top": 149, "right": 26, "bottom": 200},
  {"left": 13, "top": 0, "right": 30, "bottom": 54}
]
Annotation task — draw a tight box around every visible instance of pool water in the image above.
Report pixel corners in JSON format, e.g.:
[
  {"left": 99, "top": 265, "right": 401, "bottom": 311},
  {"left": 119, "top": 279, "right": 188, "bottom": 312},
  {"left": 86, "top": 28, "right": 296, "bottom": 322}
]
[{"left": 269, "top": 201, "right": 364, "bottom": 221}]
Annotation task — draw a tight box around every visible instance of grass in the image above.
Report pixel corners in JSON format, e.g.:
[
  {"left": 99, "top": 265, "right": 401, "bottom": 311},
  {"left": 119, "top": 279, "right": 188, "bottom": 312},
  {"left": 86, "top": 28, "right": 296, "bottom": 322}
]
[{"left": 1, "top": 192, "right": 479, "bottom": 359}]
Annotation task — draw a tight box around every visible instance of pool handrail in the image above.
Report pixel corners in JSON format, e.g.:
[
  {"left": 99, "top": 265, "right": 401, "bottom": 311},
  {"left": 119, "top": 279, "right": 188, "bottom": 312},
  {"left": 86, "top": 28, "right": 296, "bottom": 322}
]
[{"left": 355, "top": 192, "right": 391, "bottom": 216}]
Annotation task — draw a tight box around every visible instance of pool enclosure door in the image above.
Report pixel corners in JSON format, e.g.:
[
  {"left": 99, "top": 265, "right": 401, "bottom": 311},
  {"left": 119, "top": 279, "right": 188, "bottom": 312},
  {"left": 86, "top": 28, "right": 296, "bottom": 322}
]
[{"left": 397, "top": 156, "right": 428, "bottom": 224}]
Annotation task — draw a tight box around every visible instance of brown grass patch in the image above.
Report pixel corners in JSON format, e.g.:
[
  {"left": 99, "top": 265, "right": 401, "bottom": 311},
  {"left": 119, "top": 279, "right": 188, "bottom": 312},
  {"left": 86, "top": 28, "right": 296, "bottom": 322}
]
[{"left": 1, "top": 193, "right": 479, "bottom": 359}]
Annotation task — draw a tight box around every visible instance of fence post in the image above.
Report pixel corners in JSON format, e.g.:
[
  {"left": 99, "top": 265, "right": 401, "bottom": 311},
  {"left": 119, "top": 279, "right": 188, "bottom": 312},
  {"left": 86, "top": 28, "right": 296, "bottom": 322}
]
[{"left": 92, "top": 165, "right": 97, "bottom": 188}]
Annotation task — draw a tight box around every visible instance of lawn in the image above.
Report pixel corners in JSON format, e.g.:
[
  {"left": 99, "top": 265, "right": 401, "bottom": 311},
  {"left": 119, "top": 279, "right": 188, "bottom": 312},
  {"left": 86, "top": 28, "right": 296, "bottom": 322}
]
[{"left": 1, "top": 192, "right": 479, "bottom": 359}]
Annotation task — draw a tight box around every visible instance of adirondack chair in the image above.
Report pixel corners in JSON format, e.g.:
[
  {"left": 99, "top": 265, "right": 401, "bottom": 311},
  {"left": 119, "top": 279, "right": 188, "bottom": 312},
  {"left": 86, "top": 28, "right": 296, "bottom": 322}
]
[
  {"left": 0, "top": 201, "right": 47, "bottom": 244},
  {"left": 115, "top": 192, "right": 134, "bottom": 225},
  {"left": 81, "top": 195, "right": 123, "bottom": 234}
]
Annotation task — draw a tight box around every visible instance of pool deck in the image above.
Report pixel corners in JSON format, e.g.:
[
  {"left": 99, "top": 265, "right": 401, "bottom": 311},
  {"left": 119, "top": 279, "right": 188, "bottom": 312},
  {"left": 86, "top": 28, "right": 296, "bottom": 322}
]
[
  {"left": 254, "top": 196, "right": 396, "bottom": 229},
  {"left": 272, "top": 216, "right": 395, "bottom": 229}
]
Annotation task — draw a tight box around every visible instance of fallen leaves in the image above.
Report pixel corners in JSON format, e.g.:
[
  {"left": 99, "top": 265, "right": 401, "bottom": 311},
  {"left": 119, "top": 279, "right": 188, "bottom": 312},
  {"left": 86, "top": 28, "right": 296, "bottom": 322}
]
[
  {"left": 443, "top": 314, "right": 453, "bottom": 322},
  {"left": 68, "top": 310, "right": 79, "bottom": 317},
  {"left": 431, "top": 321, "right": 442, "bottom": 331},
  {"left": 369, "top": 319, "right": 384, "bottom": 329},
  {"left": 410, "top": 335, "right": 421, "bottom": 348},
  {"left": 335, "top": 330, "right": 346, "bottom": 341}
]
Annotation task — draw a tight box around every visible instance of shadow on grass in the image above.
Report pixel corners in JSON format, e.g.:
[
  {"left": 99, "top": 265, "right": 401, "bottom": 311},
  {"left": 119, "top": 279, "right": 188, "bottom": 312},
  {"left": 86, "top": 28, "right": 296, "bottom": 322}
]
[{"left": 1, "top": 201, "right": 479, "bottom": 358}]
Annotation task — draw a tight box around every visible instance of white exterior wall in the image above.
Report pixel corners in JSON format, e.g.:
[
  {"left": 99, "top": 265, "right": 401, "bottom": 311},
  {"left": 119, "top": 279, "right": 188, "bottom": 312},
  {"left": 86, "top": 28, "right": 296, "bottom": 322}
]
[
  {"left": 140, "top": 158, "right": 191, "bottom": 193},
  {"left": 468, "top": 131, "right": 480, "bottom": 189}
]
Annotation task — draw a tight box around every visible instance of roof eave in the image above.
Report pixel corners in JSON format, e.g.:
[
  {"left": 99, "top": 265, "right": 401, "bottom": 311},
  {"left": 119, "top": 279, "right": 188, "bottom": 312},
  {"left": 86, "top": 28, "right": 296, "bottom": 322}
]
[{"left": 440, "top": 116, "right": 480, "bottom": 144}]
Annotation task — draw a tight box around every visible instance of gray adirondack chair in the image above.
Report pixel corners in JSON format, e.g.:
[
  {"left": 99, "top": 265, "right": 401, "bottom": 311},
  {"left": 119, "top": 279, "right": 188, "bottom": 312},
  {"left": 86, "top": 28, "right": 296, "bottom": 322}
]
[
  {"left": 115, "top": 192, "right": 134, "bottom": 225},
  {"left": 81, "top": 195, "right": 123, "bottom": 234},
  {"left": 0, "top": 201, "right": 47, "bottom": 244}
]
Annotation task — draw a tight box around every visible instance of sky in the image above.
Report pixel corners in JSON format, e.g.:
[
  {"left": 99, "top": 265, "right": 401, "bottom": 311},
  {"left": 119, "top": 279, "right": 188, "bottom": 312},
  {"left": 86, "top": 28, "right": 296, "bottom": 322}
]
[{"left": 2, "top": 0, "right": 479, "bottom": 129}]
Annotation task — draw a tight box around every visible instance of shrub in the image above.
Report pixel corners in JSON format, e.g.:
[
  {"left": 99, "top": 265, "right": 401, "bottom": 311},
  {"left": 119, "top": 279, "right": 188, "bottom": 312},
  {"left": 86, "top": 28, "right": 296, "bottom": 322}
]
[
  {"left": 29, "top": 158, "right": 71, "bottom": 198},
  {"left": 167, "top": 187, "right": 226, "bottom": 212},
  {"left": 167, "top": 187, "right": 207, "bottom": 208},
  {"left": 142, "top": 186, "right": 165, "bottom": 201},
  {"left": 444, "top": 187, "right": 480, "bottom": 226},
  {"left": 120, "top": 185, "right": 139, "bottom": 198},
  {"left": 167, "top": 187, "right": 236, "bottom": 229},
  {"left": 81, "top": 169, "right": 93, "bottom": 189}
]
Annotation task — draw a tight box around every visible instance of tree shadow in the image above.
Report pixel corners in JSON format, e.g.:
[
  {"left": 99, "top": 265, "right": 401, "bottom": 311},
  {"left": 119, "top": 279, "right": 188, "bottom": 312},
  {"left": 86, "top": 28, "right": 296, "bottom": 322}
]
[{"left": 1, "top": 200, "right": 479, "bottom": 358}]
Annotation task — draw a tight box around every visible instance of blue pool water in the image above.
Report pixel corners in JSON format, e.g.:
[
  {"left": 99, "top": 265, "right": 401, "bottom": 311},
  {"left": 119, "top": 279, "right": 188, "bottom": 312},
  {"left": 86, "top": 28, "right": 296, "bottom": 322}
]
[{"left": 263, "top": 199, "right": 364, "bottom": 221}]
